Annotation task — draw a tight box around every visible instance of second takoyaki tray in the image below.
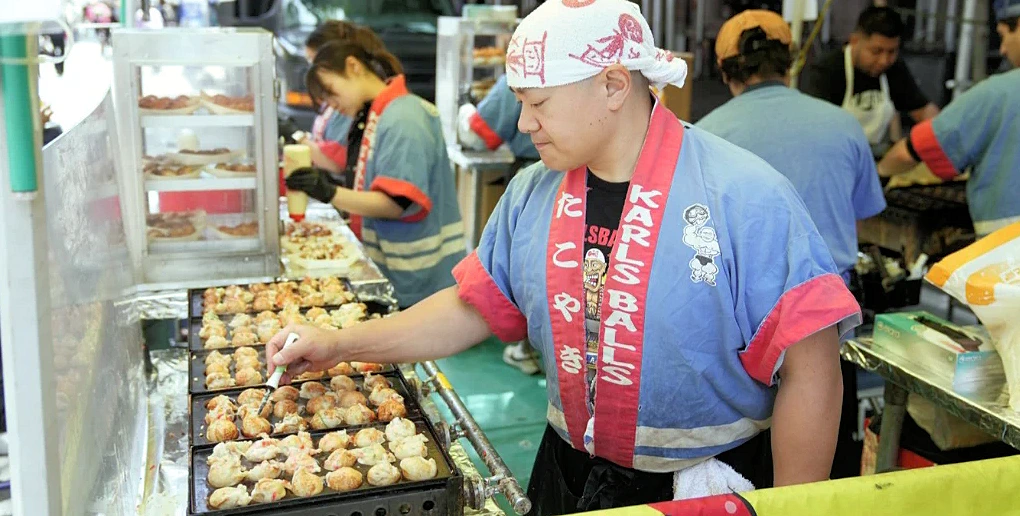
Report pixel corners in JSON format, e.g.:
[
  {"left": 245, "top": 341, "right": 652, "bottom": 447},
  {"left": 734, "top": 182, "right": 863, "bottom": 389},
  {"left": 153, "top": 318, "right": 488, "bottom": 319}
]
[
  {"left": 189, "top": 374, "right": 422, "bottom": 447},
  {"left": 189, "top": 420, "right": 462, "bottom": 515},
  {"left": 188, "top": 278, "right": 359, "bottom": 320}
]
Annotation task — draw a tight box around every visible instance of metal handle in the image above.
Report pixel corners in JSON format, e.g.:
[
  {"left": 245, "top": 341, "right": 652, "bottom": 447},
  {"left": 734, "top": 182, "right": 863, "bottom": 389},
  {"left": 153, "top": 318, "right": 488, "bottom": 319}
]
[{"left": 419, "top": 361, "right": 532, "bottom": 515}]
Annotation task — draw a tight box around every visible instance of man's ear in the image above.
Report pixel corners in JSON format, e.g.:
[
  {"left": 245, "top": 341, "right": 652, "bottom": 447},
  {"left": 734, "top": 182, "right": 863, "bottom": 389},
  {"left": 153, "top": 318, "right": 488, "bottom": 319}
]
[
  {"left": 849, "top": 33, "right": 861, "bottom": 47},
  {"left": 602, "top": 64, "right": 632, "bottom": 111}
]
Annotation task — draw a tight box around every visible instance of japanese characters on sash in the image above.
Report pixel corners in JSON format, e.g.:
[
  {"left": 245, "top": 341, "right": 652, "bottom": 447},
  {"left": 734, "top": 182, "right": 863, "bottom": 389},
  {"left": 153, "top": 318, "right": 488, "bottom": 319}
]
[{"left": 546, "top": 104, "right": 685, "bottom": 467}]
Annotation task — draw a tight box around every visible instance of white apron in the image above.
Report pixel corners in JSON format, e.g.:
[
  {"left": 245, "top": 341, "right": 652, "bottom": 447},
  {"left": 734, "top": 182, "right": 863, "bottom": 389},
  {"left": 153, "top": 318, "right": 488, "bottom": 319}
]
[{"left": 841, "top": 45, "right": 895, "bottom": 146}]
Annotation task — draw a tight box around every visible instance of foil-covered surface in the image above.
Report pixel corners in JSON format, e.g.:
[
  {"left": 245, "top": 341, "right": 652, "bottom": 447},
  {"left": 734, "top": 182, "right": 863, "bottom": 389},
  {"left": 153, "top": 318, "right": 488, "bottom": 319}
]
[
  {"left": 140, "top": 349, "right": 191, "bottom": 516},
  {"left": 842, "top": 338, "right": 1020, "bottom": 448},
  {"left": 39, "top": 92, "right": 150, "bottom": 515}
]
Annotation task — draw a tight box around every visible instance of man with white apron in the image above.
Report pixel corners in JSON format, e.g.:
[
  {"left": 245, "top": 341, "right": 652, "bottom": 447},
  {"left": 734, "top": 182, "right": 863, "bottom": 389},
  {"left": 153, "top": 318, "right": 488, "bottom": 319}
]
[
  {"left": 802, "top": 6, "right": 939, "bottom": 156},
  {"left": 878, "top": 0, "right": 1020, "bottom": 238}
]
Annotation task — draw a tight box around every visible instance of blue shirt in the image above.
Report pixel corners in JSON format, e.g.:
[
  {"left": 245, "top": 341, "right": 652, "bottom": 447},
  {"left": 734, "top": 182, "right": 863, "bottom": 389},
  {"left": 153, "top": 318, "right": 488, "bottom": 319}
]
[
  {"left": 477, "top": 75, "right": 540, "bottom": 160},
  {"left": 697, "top": 82, "right": 886, "bottom": 279}
]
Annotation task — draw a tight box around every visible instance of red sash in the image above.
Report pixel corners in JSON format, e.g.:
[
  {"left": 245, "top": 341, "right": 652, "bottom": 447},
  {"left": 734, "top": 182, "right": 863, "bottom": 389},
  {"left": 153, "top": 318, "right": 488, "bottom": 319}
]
[
  {"left": 545, "top": 102, "right": 684, "bottom": 467},
  {"left": 348, "top": 75, "right": 410, "bottom": 239}
]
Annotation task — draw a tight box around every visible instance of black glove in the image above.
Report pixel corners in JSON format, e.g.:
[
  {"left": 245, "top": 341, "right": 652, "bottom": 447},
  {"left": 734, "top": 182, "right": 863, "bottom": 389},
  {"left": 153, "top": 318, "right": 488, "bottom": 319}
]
[
  {"left": 278, "top": 116, "right": 301, "bottom": 144},
  {"left": 286, "top": 167, "right": 337, "bottom": 204}
]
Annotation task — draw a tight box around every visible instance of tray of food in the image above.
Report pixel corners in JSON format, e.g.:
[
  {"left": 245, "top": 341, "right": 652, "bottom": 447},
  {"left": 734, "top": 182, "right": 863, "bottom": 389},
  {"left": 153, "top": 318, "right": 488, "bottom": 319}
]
[
  {"left": 190, "top": 373, "right": 419, "bottom": 447},
  {"left": 144, "top": 162, "right": 203, "bottom": 180},
  {"left": 138, "top": 94, "right": 201, "bottom": 115},
  {"left": 189, "top": 345, "right": 393, "bottom": 394},
  {"left": 208, "top": 162, "right": 257, "bottom": 178},
  {"left": 190, "top": 278, "right": 360, "bottom": 319},
  {"left": 211, "top": 222, "right": 260, "bottom": 240},
  {"left": 190, "top": 419, "right": 460, "bottom": 515},
  {"left": 201, "top": 92, "right": 256, "bottom": 114},
  {"left": 190, "top": 302, "right": 388, "bottom": 352},
  {"left": 147, "top": 210, "right": 207, "bottom": 242},
  {"left": 167, "top": 148, "right": 243, "bottom": 167}
]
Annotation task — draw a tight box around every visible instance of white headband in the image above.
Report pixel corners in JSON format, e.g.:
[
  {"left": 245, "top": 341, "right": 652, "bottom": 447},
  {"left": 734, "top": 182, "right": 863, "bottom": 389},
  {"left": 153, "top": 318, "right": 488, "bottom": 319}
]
[{"left": 505, "top": 0, "right": 688, "bottom": 90}]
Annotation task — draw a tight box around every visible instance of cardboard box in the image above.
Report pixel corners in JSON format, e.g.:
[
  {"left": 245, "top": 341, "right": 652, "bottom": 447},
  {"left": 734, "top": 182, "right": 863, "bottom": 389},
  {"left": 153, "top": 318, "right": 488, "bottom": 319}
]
[
  {"left": 659, "top": 52, "right": 695, "bottom": 121},
  {"left": 874, "top": 311, "right": 1006, "bottom": 399}
]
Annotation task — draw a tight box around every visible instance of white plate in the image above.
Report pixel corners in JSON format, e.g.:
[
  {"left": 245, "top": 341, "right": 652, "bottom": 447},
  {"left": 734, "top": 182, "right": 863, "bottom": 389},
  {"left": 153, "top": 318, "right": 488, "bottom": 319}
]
[
  {"left": 207, "top": 165, "right": 257, "bottom": 178},
  {"left": 211, "top": 225, "right": 259, "bottom": 240},
  {"left": 138, "top": 102, "right": 201, "bottom": 116},
  {"left": 147, "top": 229, "right": 203, "bottom": 242},
  {"left": 199, "top": 95, "right": 255, "bottom": 115},
  {"left": 144, "top": 167, "right": 202, "bottom": 181},
  {"left": 165, "top": 150, "right": 241, "bottom": 167}
]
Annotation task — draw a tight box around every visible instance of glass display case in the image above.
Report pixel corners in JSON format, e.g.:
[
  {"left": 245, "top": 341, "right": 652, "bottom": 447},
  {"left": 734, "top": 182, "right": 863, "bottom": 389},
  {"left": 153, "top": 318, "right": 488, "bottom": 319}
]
[
  {"left": 111, "top": 28, "right": 280, "bottom": 285},
  {"left": 435, "top": 10, "right": 518, "bottom": 147}
]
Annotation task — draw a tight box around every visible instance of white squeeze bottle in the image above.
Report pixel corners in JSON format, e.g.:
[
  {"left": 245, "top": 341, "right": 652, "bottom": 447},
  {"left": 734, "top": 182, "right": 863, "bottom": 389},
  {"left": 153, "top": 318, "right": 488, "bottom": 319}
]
[{"left": 283, "top": 144, "right": 311, "bottom": 222}]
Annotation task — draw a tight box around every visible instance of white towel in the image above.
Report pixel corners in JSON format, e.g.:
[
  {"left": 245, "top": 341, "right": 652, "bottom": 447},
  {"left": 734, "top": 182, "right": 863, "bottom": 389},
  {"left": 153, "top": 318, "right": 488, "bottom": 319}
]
[{"left": 672, "top": 458, "right": 755, "bottom": 501}]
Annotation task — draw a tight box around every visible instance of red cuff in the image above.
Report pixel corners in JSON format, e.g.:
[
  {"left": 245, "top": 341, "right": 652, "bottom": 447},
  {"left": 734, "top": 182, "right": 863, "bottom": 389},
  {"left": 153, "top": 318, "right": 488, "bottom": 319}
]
[
  {"left": 469, "top": 112, "right": 504, "bottom": 151},
  {"left": 910, "top": 120, "right": 959, "bottom": 180},
  {"left": 319, "top": 141, "right": 347, "bottom": 167},
  {"left": 370, "top": 177, "right": 433, "bottom": 223},
  {"left": 453, "top": 252, "right": 528, "bottom": 343},
  {"left": 740, "top": 273, "right": 861, "bottom": 386}
]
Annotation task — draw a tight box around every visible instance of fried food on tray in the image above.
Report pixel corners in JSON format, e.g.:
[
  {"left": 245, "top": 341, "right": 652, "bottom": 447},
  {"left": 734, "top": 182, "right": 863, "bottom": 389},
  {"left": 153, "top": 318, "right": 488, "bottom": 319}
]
[
  {"left": 244, "top": 438, "right": 282, "bottom": 462},
  {"left": 326, "top": 467, "right": 363, "bottom": 491},
  {"left": 237, "top": 401, "right": 273, "bottom": 421},
  {"left": 368, "top": 388, "right": 402, "bottom": 407},
  {"left": 138, "top": 94, "right": 194, "bottom": 110},
  {"left": 235, "top": 367, "right": 264, "bottom": 387},
  {"left": 204, "top": 335, "right": 229, "bottom": 350},
  {"left": 205, "top": 351, "right": 232, "bottom": 369},
  {"left": 273, "top": 399, "right": 300, "bottom": 419},
  {"left": 179, "top": 147, "right": 231, "bottom": 156},
  {"left": 306, "top": 394, "right": 338, "bottom": 416},
  {"left": 251, "top": 477, "right": 289, "bottom": 504},
  {"left": 330, "top": 375, "right": 357, "bottom": 393},
  {"left": 318, "top": 430, "right": 350, "bottom": 454},
  {"left": 400, "top": 457, "right": 438, "bottom": 481},
  {"left": 241, "top": 413, "right": 272, "bottom": 438},
  {"left": 208, "top": 455, "right": 247, "bottom": 488},
  {"left": 299, "top": 382, "right": 328, "bottom": 400},
  {"left": 144, "top": 162, "right": 199, "bottom": 178},
  {"left": 366, "top": 462, "right": 401, "bottom": 487},
  {"left": 205, "top": 371, "right": 236, "bottom": 390},
  {"left": 351, "top": 443, "right": 394, "bottom": 466},
  {"left": 273, "top": 413, "right": 307, "bottom": 434},
  {"left": 385, "top": 418, "right": 416, "bottom": 443},
  {"left": 210, "top": 94, "right": 255, "bottom": 112},
  {"left": 289, "top": 466, "right": 325, "bottom": 497},
  {"left": 217, "top": 221, "right": 259, "bottom": 237},
  {"left": 237, "top": 388, "right": 266, "bottom": 407},
  {"left": 308, "top": 407, "right": 346, "bottom": 431},
  {"left": 270, "top": 385, "right": 299, "bottom": 403},
  {"left": 284, "top": 451, "right": 321, "bottom": 477},
  {"left": 207, "top": 418, "right": 240, "bottom": 443},
  {"left": 216, "top": 163, "right": 257, "bottom": 173},
  {"left": 328, "top": 363, "right": 356, "bottom": 377},
  {"left": 247, "top": 461, "right": 285, "bottom": 483},
  {"left": 390, "top": 434, "right": 428, "bottom": 460},
  {"left": 353, "top": 428, "right": 386, "bottom": 448},
  {"left": 323, "top": 449, "right": 359, "bottom": 472},
  {"left": 205, "top": 394, "right": 235, "bottom": 411},
  {"left": 344, "top": 403, "right": 376, "bottom": 426},
  {"left": 377, "top": 398, "right": 407, "bottom": 423},
  {"left": 279, "top": 431, "right": 317, "bottom": 456},
  {"left": 337, "top": 390, "right": 368, "bottom": 409},
  {"left": 208, "top": 485, "right": 251, "bottom": 509}
]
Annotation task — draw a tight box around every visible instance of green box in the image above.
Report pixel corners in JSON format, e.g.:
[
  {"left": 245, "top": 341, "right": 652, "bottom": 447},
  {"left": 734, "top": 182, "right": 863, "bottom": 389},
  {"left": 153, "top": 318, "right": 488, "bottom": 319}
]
[{"left": 874, "top": 311, "right": 1006, "bottom": 400}]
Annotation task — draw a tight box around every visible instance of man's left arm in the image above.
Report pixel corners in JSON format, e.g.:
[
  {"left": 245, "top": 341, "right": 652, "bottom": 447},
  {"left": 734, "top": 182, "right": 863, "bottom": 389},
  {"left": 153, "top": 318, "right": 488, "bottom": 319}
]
[
  {"left": 772, "top": 325, "right": 842, "bottom": 486},
  {"left": 889, "top": 59, "right": 937, "bottom": 123},
  {"left": 909, "top": 103, "right": 940, "bottom": 123}
]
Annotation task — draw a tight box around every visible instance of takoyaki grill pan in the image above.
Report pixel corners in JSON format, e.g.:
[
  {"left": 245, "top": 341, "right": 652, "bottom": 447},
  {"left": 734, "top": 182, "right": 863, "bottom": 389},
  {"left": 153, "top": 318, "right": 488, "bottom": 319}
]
[
  {"left": 189, "top": 420, "right": 463, "bottom": 516},
  {"left": 188, "top": 278, "right": 360, "bottom": 320}
]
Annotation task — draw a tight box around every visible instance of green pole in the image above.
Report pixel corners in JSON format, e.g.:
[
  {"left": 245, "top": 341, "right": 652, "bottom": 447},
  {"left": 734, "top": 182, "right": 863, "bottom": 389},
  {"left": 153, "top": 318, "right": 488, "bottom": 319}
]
[
  {"left": 0, "top": 35, "right": 38, "bottom": 194},
  {"left": 122, "top": 0, "right": 129, "bottom": 27}
]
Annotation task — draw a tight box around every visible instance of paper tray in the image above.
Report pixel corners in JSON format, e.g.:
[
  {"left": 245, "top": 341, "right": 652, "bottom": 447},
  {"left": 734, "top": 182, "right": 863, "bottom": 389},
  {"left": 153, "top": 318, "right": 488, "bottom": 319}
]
[{"left": 189, "top": 420, "right": 462, "bottom": 515}]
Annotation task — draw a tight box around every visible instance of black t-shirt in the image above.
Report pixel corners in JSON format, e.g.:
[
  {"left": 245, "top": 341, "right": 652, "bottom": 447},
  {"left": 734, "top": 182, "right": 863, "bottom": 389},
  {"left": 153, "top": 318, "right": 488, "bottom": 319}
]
[
  {"left": 582, "top": 171, "right": 629, "bottom": 413},
  {"left": 344, "top": 102, "right": 412, "bottom": 210},
  {"left": 801, "top": 48, "right": 930, "bottom": 114}
]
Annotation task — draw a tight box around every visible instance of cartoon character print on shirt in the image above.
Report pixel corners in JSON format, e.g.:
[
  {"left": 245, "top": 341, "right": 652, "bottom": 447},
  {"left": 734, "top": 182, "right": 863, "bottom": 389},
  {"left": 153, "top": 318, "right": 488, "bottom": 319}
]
[
  {"left": 582, "top": 248, "right": 608, "bottom": 319},
  {"left": 682, "top": 204, "right": 721, "bottom": 286}
]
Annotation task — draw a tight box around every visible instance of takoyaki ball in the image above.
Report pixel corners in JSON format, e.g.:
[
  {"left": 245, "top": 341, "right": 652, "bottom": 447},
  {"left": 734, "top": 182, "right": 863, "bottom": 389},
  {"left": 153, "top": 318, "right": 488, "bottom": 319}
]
[
  {"left": 305, "top": 307, "right": 328, "bottom": 320},
  {"left": 237, "top": 401, "right": 273, "bottom": 421},
  {"left": 318, "top": 431, "right": 350, "bottom": 453},
  {"left": 337, "top": 390, "right": 368, "bottom": 409},
  {"left": 273, "top": 399, "right": 300, "bottom": 419},
  {"left": 251, "top": 478, "right": 289, "bottom": 504},
  {"left": 284, "top": 453, "right": 321, "bottom": 478},
  {"left": 244, "top": 438, "right": 282, "bottom": 462},
  {"left": 344, "top": 403, "right": 376, "bottom": 425},
  {"left": 323, "top": 449, "right": 358, "bottom": 471},
  {"left": 384, "top": 418, "right": 416, "bottom": 443},
  {"left": 204, "top": 351, "right": 232, "bottom": 368},
  {"left": 241, "top": 413, "right": 272, "bottom": 438},
  {"left": 205, "top": 395, "right": 235, "bottom": 412},
  {"left": 273, "top": 413, "right": 307, "bottom": 434},
  {"left": 327, "top": 362, "right": 355, "bottom": 376},
  {"left": 231, "top": 331, "right": 258, "bottom": 348},
  {"left": 377, "top": 399, "right": 407, "bottom": 423},
  {"left": 247, "top": 460, "right": 284, "bottom": 483},
  {"left": 205, "top": 362, "right": 230, "bottom": 376},
  {"left": 353, "top": 428, "right": 386, "bottom": 448},
  {"left": 296, "top": 370, "right": 325, "bottom": 381},
  {"left": 325, "top": 467, "right": 363, "bottom": 491},
  {"left": 363, "top": 372, "right": 391, "bottom": 391},
  {"left": 254, "top": 310, "right": 279, "bottom": 325},
  {"left": 306, "top": 394, "right": 338, "bottom": 415},
  {"left": 367, "top": 462, "right": 401, "bottom": 487},
  {"left": 308, "top": 407, "right": 345, "bottom": 431},
  {"left": 237, "top": 388, "right": 267, "bottom": 407},
  {"left": 330, "top": 375, "right": 357, "bottom": 393},
  {"left": 233, "top": 346, "right": 259, "bottom": 361},
  {"left": 235, "top": 367, "right": 264, "bottom": 387},
  {"left": 205, "top": 371, "right": 236, "bottom": 390},
  {"left": 235, "top": 356, "right": 261, "bottom": 372},
  {"left": 368, "top": 388, "right": 402, "bottom": 407},
  {"left": 207, "top": 457, "right": 247, "bottom": 488},
  {"left": 351, "top": 444, "right": 395, "bottom": 466},
  {"left": 208, "top": 486, "right": 251, "bottom": 509},
  {"left": 205, "top": 405, "right": 236, "bottom": 426},
  {"left": 256, "top": 325, "right": 278, "bottom": 344},
  {"left": 252, "top": 295, "right": 274, "bottom": 312},
  {"left": 207, "top": 419, "right": 240, "bottom": 443},
  {"left": 270, "top": 385, "right": 299, "bottom": 402},
  {"left": 228, "top": 314, "right": 253, "bottom": 329},
  {"left": 390, "top": 434, "right": 428, "bottom": 460},
  {"left": 204, "top": 335, "right": 229, "bottom": 349},
  {"left": 400, "top": 457, "right": 438, "bottom": 481},
  {"left": 200, "top": 323, "right": 227, "bottom": 340},
  {"left": 279, "top": 431, "right": 317, "bottom": 456},
  {"left": 299, "top": 382, "right": 328, "bottom": 400}
]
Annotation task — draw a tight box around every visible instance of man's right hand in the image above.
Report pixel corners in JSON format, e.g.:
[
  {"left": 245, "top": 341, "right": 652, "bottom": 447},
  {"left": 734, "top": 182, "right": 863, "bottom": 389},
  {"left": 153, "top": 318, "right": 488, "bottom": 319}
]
[{"left": 266, "top": 324, "right": 344, "bottom": 384}]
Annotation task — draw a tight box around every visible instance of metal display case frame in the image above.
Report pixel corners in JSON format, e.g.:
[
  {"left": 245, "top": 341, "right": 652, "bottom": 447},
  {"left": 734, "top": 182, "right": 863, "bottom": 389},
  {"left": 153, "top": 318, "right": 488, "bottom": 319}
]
[{"left": 111, "top": 28, "right": 280, "bottom": 286}]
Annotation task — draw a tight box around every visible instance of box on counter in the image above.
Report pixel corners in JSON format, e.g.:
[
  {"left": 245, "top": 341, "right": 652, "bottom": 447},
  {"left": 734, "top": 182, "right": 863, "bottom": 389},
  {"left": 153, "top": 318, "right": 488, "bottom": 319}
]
[{"left": 874, "top": 311, "right": 1006, "bottom": 399}]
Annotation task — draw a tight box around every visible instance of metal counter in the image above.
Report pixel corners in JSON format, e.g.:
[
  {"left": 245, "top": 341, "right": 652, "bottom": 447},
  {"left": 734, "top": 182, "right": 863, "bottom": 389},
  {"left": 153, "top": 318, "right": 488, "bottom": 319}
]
[{"left": 841, "top": 337, "right": 1020, "bottom": 472}]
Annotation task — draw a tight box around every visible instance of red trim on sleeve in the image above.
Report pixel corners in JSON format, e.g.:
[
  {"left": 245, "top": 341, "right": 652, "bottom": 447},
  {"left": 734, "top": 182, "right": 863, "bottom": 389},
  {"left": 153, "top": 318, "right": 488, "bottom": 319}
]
[
  {"left": 318, "top": 140, "right": 347, "bottom": 168},
  {"left": 650, "top": 493, "right": 755, "bottom": 516},
  {"left": 740, "top": 273, "right": 861, "bottom": 386},
  {"left": 910, "top": 119, "right": 959, "bottom": 180},
  {"left": 369, "top": 177, "right": 433, "bottom": 223},
  {"left": 453, "top": 252, "right": 528, "bottom": 343},
  {"left": 468, "top": 112, "right": 505, "bottom": 150}
]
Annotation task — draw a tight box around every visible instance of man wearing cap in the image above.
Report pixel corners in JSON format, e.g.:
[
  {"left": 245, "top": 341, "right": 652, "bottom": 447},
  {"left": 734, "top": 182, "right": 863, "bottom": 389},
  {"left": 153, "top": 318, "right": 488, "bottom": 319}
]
[
  {"left": 801, "top": 6, "right": 940, "bottom": 156},
  {"left": 268, "top": 1, "right": 862, "bottom": 511},
  {"left": 877, "top": 0, "right": 1020, "bottom": 237},
  {"left": 697, "top": 11, "right": 885, "bottom": 479}
]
